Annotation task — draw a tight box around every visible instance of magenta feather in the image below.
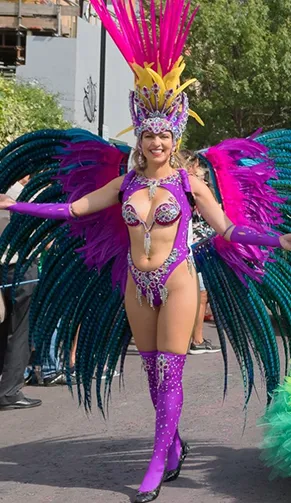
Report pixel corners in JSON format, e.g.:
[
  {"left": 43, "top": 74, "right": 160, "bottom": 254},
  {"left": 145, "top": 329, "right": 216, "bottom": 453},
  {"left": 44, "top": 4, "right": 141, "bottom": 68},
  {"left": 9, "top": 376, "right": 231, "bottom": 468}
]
[
  {"left": 205, "top": 138, "right": 284, "bottom": 284},
  {"left": 90, "top": 0, "right": 200, "bottom": 76}
]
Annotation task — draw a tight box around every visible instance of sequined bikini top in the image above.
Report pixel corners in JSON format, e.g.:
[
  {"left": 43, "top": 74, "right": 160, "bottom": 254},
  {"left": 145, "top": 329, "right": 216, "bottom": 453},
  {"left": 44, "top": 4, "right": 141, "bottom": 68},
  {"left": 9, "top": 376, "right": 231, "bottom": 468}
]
[
  {"left": 119, "top": 169, "right": 194, "bottom": 257},
  {"left": 122, "top": 196, "right": 181, "bottom": 228}
]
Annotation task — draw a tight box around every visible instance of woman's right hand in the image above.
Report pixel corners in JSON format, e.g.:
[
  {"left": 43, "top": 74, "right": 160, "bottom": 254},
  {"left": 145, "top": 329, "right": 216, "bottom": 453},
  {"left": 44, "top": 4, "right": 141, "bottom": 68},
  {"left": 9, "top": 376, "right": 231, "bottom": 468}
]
[{"left": 0, "top": 194, "right": 16, "bottom": 210}]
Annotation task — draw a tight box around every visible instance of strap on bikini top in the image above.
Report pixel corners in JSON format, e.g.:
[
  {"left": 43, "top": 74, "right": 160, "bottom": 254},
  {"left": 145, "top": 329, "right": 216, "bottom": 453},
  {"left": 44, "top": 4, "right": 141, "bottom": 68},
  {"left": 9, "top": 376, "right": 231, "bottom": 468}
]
[
  {"left": 118, "top": 168, "right": 196, "bottom": 209},
  {"left": 178, "top": 169, "right": 196, "bottom": 210},
  {"left": 118, "top": 170, "right": 136, "bottom": 204}
]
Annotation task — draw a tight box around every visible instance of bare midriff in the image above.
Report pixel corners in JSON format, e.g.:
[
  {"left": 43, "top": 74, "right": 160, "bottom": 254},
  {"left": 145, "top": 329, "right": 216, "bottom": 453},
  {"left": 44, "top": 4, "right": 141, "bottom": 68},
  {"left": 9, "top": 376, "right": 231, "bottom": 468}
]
[{"left": 128, "top": 222, "right": 181, "bottom": 271}]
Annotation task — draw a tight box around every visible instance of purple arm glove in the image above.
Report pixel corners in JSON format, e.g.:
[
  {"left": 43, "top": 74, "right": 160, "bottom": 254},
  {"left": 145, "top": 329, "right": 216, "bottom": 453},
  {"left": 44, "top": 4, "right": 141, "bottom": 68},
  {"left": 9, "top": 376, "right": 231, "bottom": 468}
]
[
  {"left": 9, "top": 202, "right": 73, "bottom": 220},
  {"left": 228, "top": 224, "right": 281, "bottom": 248}
]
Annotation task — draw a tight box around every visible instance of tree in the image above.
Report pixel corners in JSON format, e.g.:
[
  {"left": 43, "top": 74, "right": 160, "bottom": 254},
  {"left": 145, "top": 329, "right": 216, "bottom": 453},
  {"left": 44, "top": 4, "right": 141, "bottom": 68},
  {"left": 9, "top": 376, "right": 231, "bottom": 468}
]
[
  {"left": 0, "top": 77, "right": 71, "bottom": 149},
  {"left": 183, "top": 0, "right": 291, "bottom": 149}
]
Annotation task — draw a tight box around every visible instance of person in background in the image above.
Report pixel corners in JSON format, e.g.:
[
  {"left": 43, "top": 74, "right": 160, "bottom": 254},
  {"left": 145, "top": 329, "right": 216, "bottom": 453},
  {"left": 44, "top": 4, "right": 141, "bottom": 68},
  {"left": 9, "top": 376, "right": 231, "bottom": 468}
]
[
  {"left": 180, "top": 150, "right": 221, "bottom": 355},
  {"left": 25, "top": 242, "right": 78, "bottom": 386},
  {"left": 0, "top": 180, "right": 42, "bottom": 409}
]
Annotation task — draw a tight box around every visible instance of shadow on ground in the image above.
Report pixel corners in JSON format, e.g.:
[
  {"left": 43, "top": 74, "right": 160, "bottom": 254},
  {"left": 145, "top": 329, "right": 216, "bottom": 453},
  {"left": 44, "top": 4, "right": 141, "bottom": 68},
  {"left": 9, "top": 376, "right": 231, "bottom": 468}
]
[{"left": 0, "top": 436, "right": 290, "bottom": 502}]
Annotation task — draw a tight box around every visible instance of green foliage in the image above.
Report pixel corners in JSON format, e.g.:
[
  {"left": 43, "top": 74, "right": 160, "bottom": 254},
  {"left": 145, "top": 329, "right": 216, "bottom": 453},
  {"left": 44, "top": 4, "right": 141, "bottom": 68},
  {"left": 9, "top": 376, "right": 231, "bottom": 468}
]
[
  {"left": 0, "top": 77, "right": 70, "bottom": 148},
  {"left": 184, "top": 0, "right": 291, "bottom": 149}
]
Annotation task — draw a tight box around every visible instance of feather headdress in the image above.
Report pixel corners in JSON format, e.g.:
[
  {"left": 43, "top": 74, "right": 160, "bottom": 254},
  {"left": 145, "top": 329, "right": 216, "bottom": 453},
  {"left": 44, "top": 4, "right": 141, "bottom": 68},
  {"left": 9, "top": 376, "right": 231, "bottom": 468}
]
[{"left": 91, "top": 0, "right": 204, "bottom": 145}]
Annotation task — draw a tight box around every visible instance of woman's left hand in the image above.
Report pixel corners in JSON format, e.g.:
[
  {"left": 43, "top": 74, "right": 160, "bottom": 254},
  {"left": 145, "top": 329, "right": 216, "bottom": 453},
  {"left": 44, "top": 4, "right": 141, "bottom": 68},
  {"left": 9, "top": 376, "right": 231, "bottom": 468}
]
[{"left": 279, "top": 234, "right": 291, "bottom": 250}]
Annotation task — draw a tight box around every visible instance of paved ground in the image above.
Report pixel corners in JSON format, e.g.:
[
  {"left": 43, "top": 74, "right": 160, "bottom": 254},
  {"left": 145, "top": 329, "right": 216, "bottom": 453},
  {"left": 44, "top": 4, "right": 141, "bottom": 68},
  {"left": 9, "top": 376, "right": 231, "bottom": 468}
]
[{"left": 1, "top": 323, "right": 291, "bottom": 503}]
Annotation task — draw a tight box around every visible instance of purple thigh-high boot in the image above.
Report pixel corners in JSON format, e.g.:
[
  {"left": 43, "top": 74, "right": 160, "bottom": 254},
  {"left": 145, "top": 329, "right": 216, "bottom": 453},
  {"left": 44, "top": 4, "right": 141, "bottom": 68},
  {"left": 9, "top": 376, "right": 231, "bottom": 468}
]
[
  {"left": 135, "top": 352, "right": 186, "bottom": 501},
  {"left": 140, "top": 351, "right": 184, "bottom": 473}
]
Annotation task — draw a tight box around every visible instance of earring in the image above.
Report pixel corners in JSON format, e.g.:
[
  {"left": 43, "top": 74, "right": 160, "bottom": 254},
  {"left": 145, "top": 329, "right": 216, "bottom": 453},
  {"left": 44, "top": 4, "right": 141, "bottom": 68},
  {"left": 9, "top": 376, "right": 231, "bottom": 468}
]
[
  {"left": 138, "top": 152, "right": 145, "bottom": 168},
  {"left": 170, "top": 152, "right": 175, "bottom": 168}
]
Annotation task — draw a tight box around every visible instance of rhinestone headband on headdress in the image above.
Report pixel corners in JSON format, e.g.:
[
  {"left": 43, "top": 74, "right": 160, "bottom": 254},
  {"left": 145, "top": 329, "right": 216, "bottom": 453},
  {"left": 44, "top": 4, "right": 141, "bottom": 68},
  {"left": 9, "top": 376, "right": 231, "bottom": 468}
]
[
  {"left": 130, "top": 83, "right": 189, "bottom": 142},
  {"left": 91, "top": 0, "right": 204, "bottom": 146}
]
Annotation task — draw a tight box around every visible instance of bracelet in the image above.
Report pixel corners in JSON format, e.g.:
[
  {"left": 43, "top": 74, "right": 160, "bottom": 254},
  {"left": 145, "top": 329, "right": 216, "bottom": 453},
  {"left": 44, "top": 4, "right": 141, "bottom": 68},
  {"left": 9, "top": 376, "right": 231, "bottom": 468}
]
[
  {"left": 69, "top": 203, "right": 78, "bottom": 218},
  {"left": 222, "top": 223, "right": 235, "bottom": 238}
]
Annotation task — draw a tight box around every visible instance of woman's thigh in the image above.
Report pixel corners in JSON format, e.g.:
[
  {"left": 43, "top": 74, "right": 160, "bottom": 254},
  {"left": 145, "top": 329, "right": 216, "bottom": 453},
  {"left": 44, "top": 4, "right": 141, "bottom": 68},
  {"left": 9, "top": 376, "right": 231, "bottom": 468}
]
[
  {"left": 157, "top": 261, "right": 198, "bottom": 354},
  {"left": 124, "top": 272, "right": 159, "bottom": 351}
]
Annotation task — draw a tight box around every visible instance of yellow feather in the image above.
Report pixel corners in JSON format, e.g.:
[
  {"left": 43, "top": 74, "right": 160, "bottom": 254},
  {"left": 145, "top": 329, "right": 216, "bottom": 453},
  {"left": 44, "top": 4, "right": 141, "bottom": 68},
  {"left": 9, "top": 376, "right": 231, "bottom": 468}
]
[
  {"left": 145, "top": 68, "right": 167, "bottom": 107},
  {"left": 188, "top": 109, "right": 205, "bottom": 126},
  {"left": 173, "top": 58, "right": 185, "bottom": 72},
  {"left": 176, "top": 138, "right": 182, "bottom": 151},
  {"left": 179, "top": 62, "right": 186, "bottom": 73},
  {"left": 171, "top": 78, "right": 197, "bottom": 100},
  {"left": 164, "top": 68, "right": 184, "bottom": 90},
  {"left": 132, "top": 62, "right": 154, "bottom": 74},
  {"left": 146, "top": 68, "right": 166, "bottom": 93},
  {"left": 132, "top": 63, "right": 154, "bottom": 88},
  {"left": 128, "top": 59, "right": 205, "bottom": 130},
  {"left": 168, "top": 56, "right": 184, "bottom": 71},
  {"left": 116, "top": 125, "right": 134, "bottom": 137}
]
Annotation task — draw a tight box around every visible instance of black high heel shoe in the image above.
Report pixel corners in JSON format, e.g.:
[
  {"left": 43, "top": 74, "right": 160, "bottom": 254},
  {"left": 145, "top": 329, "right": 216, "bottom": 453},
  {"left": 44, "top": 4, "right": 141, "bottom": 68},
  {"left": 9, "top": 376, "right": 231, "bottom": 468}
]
[
  {"left": 134, "top": 471, "right": 165, "bottom": 503},
  {"left": 163, "top": 441, "right": 190, "bottom": 483}
]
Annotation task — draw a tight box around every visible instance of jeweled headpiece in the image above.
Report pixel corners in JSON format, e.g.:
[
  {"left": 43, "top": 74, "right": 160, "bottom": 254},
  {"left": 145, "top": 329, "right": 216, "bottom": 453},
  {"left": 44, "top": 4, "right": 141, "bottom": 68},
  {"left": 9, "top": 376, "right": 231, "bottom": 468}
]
[{"left": 90, "top": 0, "right": 204, "bottom": 146}]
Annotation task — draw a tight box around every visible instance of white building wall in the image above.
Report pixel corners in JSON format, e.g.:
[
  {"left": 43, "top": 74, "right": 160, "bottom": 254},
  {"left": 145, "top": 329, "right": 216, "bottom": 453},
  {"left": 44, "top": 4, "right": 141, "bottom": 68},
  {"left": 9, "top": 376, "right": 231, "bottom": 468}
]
[
  {"left": 74, "top": 17, "right": 101, "bottom": 132},
  {"left": 104, "top": 30, "right": 134, "bottom": 146},
  {"left": 17, "top": 36, "right": 77, "bottom": 123},
  {"left": 16, "top": 16, "right": 135, "bottom": 145}
]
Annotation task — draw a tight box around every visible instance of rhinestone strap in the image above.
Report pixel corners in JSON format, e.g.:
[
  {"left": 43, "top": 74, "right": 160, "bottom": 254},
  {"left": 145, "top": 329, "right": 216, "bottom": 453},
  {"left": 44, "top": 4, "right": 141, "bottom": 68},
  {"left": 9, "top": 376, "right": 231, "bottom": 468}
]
[
  {"left": 141, "top": 357, "right": 151, "bottom": 372},
  {"left": 128, "top": 249, "right": 180, "bottom": 309},
  {"left": 157, "top": 354, "right": 169, "bottom": 386},
  {"left": 135, "top": 172, "right": 181, "bottom": 199}
]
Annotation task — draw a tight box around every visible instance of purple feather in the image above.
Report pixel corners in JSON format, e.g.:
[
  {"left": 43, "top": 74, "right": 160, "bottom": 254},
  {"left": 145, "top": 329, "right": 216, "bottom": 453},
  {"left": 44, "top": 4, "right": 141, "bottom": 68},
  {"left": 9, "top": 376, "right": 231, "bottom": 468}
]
[{"left": 56, "top": 138, "right": 130, "bottom": 293}]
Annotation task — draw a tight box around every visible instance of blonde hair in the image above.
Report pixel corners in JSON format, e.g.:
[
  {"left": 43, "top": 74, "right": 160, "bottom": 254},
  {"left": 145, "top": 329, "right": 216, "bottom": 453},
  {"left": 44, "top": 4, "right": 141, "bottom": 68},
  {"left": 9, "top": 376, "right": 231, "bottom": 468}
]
[{"left": 179, "top": 150, "right": 200, "bottom": 173}]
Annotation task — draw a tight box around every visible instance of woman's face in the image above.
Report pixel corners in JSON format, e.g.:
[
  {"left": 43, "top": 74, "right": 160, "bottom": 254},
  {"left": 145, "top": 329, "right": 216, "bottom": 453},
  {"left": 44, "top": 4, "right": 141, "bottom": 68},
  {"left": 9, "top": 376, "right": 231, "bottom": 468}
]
[{"left": 140, "top": 131, "right": 173, "bottom": 166}]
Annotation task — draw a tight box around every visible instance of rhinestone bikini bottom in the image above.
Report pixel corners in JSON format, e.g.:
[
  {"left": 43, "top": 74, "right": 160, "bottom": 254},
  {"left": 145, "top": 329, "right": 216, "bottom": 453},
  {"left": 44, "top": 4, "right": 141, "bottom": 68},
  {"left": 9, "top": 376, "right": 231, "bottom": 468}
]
[{"left": 127, "top": 249, "right": 194, "bottom": 309}]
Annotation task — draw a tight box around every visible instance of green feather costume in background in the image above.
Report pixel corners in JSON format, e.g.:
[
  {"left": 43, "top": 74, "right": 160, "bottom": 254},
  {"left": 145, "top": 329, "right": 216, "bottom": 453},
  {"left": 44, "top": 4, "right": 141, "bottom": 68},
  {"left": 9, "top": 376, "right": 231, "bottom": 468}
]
[{"left": 260, "top": 365, "right": 291, "bottom": 479}]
